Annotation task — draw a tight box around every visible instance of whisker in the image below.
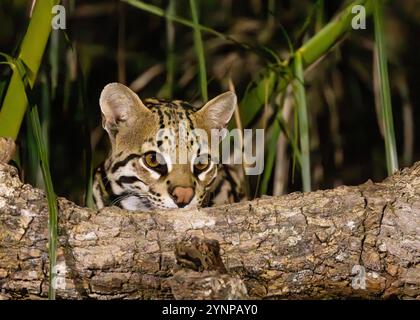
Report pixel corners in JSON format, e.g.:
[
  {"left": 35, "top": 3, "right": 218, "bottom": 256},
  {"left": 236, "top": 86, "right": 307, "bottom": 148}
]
[
  {"left": 111, "top": 191, "right": 150, "bottom": 207},
  {"left": 111, "top": 192, "right": 135, "bottom": 206}
]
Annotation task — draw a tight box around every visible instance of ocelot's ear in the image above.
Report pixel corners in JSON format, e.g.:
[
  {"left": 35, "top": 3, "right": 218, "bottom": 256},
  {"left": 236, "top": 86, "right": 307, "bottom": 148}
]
[
  {"left": 99, "top": 83, "right": 150, "bottom": 135},
  {"left": 195, "top": 91, "right": 237, "bottom": 131}
]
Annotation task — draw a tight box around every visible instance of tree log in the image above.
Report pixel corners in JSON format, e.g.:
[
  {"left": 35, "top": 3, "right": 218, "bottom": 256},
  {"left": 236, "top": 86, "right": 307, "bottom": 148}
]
[{"left": 0, "top": 162, "right": 419, "bottom": 300}]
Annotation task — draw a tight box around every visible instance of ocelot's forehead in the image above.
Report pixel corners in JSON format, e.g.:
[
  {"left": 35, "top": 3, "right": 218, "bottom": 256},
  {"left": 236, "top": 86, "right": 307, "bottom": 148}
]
[{"left": 137, "top": 98, "right": 208, "bottom": 156}]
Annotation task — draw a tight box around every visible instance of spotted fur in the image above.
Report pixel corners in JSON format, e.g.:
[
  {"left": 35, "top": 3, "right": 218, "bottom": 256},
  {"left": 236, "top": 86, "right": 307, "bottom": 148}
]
[{"left": 93, "top": 83, "right": 246, "bottom": 211}]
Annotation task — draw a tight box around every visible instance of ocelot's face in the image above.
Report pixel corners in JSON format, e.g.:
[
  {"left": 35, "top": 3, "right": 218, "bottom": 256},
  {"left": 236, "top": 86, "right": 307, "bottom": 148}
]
[{"left": 98, "top": 83, "right": 236, "bottom": 211}]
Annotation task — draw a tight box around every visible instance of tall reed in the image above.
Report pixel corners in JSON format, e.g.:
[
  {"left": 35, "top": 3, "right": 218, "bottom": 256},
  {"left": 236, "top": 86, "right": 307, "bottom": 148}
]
[
  {"left": 293, "top": 52, "right": 311, "bottom": 192},
  {"left": 189, "top": 0, "right": 208, "bottom": 102},
  {"left": 373, "top": 0, "right": 398, "bottom": 174}
]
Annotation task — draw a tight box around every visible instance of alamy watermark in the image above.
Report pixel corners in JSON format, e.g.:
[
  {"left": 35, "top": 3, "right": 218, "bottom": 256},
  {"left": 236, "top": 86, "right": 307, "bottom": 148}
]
[
  {"left": 351, "top": 265, "right": 366, "bottom": 290},
  {"left": 52, "top": 5, "right": 66, "bottom": 30},
  {"left": 153, "top": 122, "right": 264, "bottom": 176},
  {"left": 352, "top": 5, "right": 366, "bottom": 30},
  {"left": 52, "top": 4, "right": 368, "bottom": 31}
]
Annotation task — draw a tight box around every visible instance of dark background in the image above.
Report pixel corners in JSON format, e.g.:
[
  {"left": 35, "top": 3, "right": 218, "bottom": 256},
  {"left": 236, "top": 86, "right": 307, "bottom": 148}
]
[{"left": 0, "top": 0, "right": 419, "bottom": 205}]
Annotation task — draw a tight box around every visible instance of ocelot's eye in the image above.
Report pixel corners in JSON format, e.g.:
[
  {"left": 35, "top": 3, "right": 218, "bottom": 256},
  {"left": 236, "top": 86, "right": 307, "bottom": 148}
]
[
  {"left": 194, "top": 154, "right": 211, "bottom": 174},
  {"left": 143, "top": 152, "right": 167, "bottom": 174}
]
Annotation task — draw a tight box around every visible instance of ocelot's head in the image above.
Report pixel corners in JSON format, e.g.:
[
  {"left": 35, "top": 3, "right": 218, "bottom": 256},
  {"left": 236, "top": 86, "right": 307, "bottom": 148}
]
[{"left": 99, "top": 83, "right": 236, "bottom": 211}]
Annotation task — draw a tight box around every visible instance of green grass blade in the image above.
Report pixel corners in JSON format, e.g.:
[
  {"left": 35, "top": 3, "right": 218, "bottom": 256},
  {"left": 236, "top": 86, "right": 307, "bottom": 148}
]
[
  {"left": 122, "top": 0, "right": 226, "bottom": 40},
  {"left": 49, "top": 30, "right": 60, "bottom": 99},
  {"left": 236, "top": 70, "right": 277, "bottom": 128},
  {"left": 60, "top": 31, "right": 94, "bottom": 207},
  {"left": 159, "top": 0, "right": 176, "bottom": 99},
  {"left": 260, "top": 98, "right": 302, "bottom": 195},
  {"left": 10, "top": 57, "right": 58, "bottom": 300},
  {"left": 76, "top": 51, "right": 94, "bottom": 208},
  {"left": 40, "top": 73, "right": 51, "bottom": 160},
  {"left": 373, "top": 0, "right": 398, "bottom": 175},
  {"left": 189, "top": 0, "right": 208, "bottom": 102},
  {"left": 0, "top": 0, "right": 60, "bottom": 139},
  {"left": 315, "top": 0, "right": 325, "bottom": 31},
  {"left": 259, "top": 122, "right": 280, "bottom": 195},
  {"left": 293, "top": 52, "right": 311, "bottom": 192},
  {"left": 79, "top": 76, "right": 94, "bottom": 208},
  {"left": 28, "top": 104, "right": 58, "bottom": 300},
  {"left": 122, "top": 0, "right": 259, "bottom": 55},
  {"left": 292, "top": 101, "right": 299, "bottom": 184},
  {"left": 77, "top": 73, "right": 94, "bottom": 208},
  {"left": 24, "top": 112, "right": 41, "bottom": 187}
]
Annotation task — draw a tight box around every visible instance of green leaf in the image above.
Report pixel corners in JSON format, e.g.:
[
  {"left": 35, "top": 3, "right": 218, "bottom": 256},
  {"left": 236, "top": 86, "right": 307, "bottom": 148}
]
[
  {"left": 28, "top": 104, "right": 58, "bottom": 300},
  {"left": 237, "top": 70, "right": 277, "bottom": 128},
  {"left": 373, "top": 0, "right": 398, "bottom": 174},
  {"left": 293, "top": 52, "right": 311, "bottom": 192},
  {"left": 189, "top": 0, "right": 208, "bottom": 102}
]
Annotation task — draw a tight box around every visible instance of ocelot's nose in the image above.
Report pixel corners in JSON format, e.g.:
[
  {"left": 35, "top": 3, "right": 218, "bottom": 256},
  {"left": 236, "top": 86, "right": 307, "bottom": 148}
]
[{"left": 170, "top": 186, "right": 195, "bottom": 208}]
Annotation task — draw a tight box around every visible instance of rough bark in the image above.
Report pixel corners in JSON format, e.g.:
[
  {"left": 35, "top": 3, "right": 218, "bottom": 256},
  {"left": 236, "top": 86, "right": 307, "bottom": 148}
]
[{"left": 0, "top": 162, "right": 419, "bottom": 300}]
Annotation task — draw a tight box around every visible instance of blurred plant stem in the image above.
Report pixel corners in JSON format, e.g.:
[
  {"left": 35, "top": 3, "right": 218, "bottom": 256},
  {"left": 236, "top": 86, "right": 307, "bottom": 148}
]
[
  {"left": 159, "top": 0, "right": 176, "bottom": 99},
  {"left": 0, "top": 0, "right": 60, "bottom": 140},
  {"left": 293, "top": 52, "right": 311, "bottom": 192},
  {"left": 118, "top": 2, "right": 126, "bottom": 84},
  {"left": 373, "top": 0, "right": 398, "bottom": 175},
  {"left": 189, "top": 0, "right": 208, "bottom": 102},
  {"left": 28, "top": 104, "right": 58, "bottom": 300}
]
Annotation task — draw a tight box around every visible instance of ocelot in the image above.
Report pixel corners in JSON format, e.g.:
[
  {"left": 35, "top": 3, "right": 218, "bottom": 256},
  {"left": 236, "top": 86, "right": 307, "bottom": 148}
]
[{"left": 92, "top": 83, "right": 246, "bottom": 211}]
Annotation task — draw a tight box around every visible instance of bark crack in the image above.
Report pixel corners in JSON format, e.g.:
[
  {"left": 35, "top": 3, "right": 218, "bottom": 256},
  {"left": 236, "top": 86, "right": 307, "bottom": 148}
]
[{"left": 358, "top": 187, "right": 369, "bottom": 266}]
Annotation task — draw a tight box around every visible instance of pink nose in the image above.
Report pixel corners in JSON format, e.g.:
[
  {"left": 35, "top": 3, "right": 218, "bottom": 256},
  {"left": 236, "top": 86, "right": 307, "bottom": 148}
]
[{"left": 171, "top": 187, "right": 195, "bottom": 208}]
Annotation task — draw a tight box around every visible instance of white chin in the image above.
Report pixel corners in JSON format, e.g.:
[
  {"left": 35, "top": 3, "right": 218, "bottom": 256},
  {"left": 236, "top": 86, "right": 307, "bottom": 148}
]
[
  {"left": 120, "top": 196, "right": 198, "bottom": 212},
  {"left": 120, "top": 196, "right": 156, "bottom": 212}
]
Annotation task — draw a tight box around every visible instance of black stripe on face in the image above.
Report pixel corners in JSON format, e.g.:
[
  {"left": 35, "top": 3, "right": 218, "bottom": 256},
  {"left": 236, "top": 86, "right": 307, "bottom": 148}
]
[
  {"left": 116, "top": 175, "right": 144, "bottom": 186},
  {"left": 111, "top": 154, "right": 141, "bottom": 173},
  {"left": 100, "top": 164, "right": 114, "bottom": 198},
  {"left": 205, "top": 170, "right": 218, "bottom": 187},
  {"left": 98, "top": 163, "right": 107, "bottom": 185},
  {"left": 184, "top": 110, "right": 195, "bottom": 131}
]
